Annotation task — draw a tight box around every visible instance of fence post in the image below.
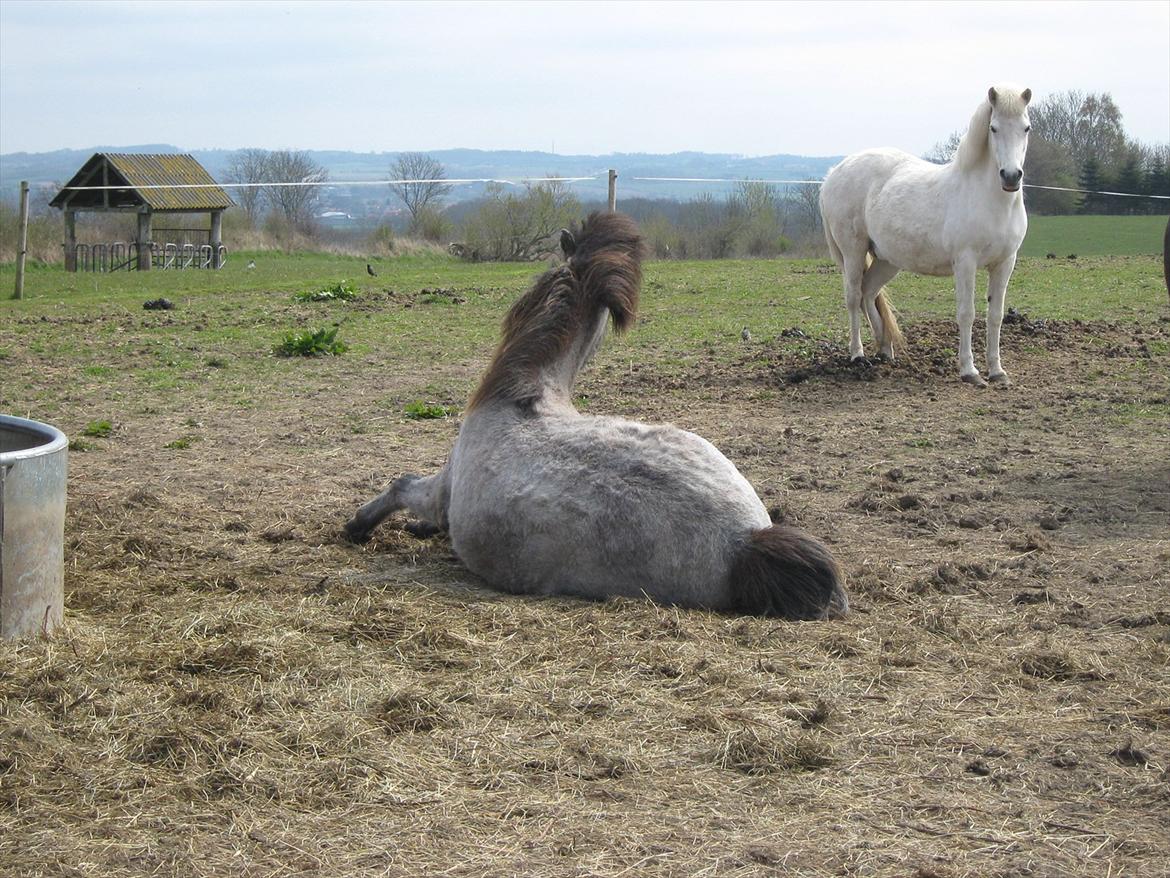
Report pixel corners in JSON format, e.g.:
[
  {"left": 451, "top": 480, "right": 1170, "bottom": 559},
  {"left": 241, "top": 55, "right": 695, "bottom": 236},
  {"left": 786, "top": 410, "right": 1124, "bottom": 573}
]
[
  {"left": 12, "top": 181, "right": 30, "bottom": 300},
  {"left": 63, "top": 210, "right": 77, "bottom": 273},
  {"left": 136, "top": 209, "right": 152, "bottom": 271},
  {"left": 607, "top": 169, "right": 617, "bottom": 212},
  {"left": 209, "top": 209, "right": 224, "bottom": 268}
]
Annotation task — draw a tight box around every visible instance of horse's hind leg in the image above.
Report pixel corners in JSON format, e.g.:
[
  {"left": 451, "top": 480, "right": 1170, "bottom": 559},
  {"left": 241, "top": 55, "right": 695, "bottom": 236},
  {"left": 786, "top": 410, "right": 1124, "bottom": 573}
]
[
  {"left": 344, "top": 470, "right": 450, "bottom": 543},
  {"left": 841, "top": 252, "right": 868, "bottom": 360},
  {"left": 862, "top": 258, "right": 900, "bottom": 359}
]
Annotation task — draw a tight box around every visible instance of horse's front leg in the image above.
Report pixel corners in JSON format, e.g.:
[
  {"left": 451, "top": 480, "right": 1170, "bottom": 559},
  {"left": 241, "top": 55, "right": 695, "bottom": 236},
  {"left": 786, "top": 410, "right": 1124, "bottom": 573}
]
[
  {"left": 344, "top": 469, "right": 450, "bottom": 543},
  {"left": 953, "top": 258, "right": 985, "bottom": 386},
  {"left": 986, "top": 255, "right": 1016, "bottom": 385}
]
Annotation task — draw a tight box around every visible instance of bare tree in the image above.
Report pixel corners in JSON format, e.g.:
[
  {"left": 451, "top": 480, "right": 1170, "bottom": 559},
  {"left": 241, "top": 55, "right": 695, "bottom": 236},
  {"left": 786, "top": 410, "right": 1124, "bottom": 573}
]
[
  {"left": 263, "top": 150, "right": 328, "bottom": 231},
  {"left": 787, "top": 181, "right": 823, "bottom": 233},
  {"left": 733, "top": 180, "right": 781, "bottom": 218},
  {"left": 923, "top": 130, "right": 963, "bottom": 165},
  {"left": 390, "top": 153, "right": 452, "bottom": 231},
  {"left": 463, "top": 177, "right": 579, "bottom": 261},
  {"left": 1030, "top": 90, "right": 1126, "bottom": 168},
  {"left": 223, "top": 148, "right": 270, "bottom": 225},
  {"left": 731, "top": 181, "right": 788, "bottom": 257}
]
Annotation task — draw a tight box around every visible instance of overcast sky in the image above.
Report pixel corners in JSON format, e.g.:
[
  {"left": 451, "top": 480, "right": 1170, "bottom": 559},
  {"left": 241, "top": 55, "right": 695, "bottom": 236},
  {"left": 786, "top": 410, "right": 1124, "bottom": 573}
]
[{"left": 1, "top": 0, "right": 1167, "bottom": 158}]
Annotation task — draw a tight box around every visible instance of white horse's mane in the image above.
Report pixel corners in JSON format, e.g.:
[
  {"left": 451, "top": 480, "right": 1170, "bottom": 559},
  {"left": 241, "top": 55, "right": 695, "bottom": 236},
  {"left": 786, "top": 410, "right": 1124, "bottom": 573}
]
[{"left": 956, "top": 85, "right": 1029, "bottom": 171}]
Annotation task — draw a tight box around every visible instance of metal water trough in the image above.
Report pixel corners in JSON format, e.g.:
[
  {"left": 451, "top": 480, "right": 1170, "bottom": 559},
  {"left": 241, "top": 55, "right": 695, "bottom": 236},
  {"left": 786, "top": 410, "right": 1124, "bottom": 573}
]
[{"left": 0, "top": 415, "right": 67, "bottom": 639}]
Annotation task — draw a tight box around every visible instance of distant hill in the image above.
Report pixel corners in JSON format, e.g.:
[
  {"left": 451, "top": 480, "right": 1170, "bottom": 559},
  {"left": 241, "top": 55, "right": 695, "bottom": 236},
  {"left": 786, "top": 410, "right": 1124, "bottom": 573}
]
[{"left": 0, "top": 145, "right": 843, "bottom": 210}]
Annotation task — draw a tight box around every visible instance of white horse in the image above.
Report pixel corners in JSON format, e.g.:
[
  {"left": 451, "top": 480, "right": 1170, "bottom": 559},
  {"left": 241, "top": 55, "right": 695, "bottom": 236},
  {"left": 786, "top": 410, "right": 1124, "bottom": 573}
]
[
  {"left": 819, "top": 84, "right": 1033, "bottom": 386},
  {"left": 345, "top": 212, "right": 848, "bottom": 621}
]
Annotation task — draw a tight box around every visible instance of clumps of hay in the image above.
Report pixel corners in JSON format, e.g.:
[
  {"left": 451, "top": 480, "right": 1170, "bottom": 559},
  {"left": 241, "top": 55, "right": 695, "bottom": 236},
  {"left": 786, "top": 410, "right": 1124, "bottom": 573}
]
[
  {"left": 375, "top": 689, "right": 450, "bottom": 734},
  {"left": 712, "top": 726, "right": 833, "bottom": 775}
]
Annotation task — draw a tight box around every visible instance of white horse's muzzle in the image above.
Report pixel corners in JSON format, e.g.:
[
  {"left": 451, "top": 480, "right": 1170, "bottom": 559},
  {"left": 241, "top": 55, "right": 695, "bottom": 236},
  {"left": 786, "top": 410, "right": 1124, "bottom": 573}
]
[{"left": 1000, "top": 168, "right": 1023, "bottom": 192}]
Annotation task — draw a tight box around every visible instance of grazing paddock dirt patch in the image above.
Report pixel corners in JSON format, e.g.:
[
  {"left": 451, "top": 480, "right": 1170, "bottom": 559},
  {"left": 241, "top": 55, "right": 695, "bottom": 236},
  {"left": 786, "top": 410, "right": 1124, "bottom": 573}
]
[{"left": 2, "top": 298, "right": 1169, "bottom": 877}]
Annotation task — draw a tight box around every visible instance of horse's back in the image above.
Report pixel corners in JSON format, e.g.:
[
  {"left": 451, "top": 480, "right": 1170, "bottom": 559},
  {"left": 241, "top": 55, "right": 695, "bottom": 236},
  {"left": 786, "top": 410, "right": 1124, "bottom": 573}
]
[
  {"left": 822, "top": 148, "right": 925, "bottom": 207},
  {"left": 446, "top": 409, "right": 769, "bottom": 609},
  {"left": 822, "top": 148, "right": 939, "bottom": 256}
]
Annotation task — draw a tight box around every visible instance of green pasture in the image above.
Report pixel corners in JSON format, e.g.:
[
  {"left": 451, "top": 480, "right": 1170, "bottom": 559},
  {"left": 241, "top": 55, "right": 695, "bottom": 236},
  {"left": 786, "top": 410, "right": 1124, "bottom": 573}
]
[
  {"left": 1020, "top": 213, "right": 1168, "bottom": 257},
  {"left": 2, "top": 234, "right": 1167, "bottom": 425}
]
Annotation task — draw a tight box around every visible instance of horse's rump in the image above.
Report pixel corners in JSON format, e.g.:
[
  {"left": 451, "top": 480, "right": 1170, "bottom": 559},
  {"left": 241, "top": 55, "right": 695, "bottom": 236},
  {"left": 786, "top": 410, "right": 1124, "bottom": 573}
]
[{"left": 728, "top": 525, "right": 847, "bottom": 621}]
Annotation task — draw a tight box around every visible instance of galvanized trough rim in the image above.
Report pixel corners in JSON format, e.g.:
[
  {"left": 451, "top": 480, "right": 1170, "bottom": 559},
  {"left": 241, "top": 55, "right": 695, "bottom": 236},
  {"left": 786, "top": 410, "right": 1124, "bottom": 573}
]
[{"left": 0, "top": 414, "right": 68, "bottom": 465}]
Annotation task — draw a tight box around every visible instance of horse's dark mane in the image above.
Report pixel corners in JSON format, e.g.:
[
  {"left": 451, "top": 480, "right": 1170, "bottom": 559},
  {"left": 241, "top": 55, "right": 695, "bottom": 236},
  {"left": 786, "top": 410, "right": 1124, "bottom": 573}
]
[{"left": 468, "top": 212, "right": 644, "bottom": 410}]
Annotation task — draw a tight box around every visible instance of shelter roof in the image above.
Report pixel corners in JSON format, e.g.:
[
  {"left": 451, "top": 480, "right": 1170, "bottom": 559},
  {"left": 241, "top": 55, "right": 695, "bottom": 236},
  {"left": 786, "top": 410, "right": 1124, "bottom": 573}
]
[{"left": 50, "top": 153, "right": 233, "bottom": 212}]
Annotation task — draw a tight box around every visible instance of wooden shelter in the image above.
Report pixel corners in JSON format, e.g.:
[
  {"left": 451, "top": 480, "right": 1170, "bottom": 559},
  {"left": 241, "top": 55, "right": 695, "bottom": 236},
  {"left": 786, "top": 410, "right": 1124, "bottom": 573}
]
[{"left": 50, "top": 153, "right": 233, "bottom": 272}]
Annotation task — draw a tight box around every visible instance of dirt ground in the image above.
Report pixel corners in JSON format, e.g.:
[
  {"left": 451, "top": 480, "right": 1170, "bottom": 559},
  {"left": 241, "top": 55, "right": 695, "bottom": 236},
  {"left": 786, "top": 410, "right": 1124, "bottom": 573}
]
[{"left": 2, "top": 304, "right": 1169, "bottom": 877}]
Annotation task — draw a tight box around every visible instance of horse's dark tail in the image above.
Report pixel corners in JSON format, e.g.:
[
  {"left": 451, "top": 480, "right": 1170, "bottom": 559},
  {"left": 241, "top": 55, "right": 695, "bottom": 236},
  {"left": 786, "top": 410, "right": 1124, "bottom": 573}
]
[{"left": 727, "top": 525, "right": 848, "bottom": 621}]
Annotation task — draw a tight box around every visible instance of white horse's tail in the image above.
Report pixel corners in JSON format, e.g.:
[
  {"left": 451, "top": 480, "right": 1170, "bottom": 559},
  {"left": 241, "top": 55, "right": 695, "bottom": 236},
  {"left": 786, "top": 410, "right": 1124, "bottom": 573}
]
[
  {"left": 728, "top": 525, "right": 848, "bottom": 620},
  {"left": 866, "top": 252, "right": 906, "bottom": 354}
]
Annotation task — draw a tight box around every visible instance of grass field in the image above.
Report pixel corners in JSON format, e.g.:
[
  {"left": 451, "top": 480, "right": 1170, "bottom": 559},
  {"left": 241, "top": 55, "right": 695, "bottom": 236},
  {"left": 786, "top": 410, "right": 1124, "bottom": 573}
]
[
  {"left": 1, "top": 244, "right": 1168, "bottom": 877},
  {"left": 1019, "top": 213, "right": 1169, "bottom": 257}
]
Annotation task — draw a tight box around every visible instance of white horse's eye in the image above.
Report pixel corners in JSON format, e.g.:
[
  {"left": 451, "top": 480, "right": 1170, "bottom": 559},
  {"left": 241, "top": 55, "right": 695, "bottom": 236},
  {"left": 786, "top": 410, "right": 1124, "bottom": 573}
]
[
  {"left": 1024, "top": 126, "right": 1031, "bottom": 133},
  {"left": 990, "top": 125, "right": 998, "bottom": 134}
]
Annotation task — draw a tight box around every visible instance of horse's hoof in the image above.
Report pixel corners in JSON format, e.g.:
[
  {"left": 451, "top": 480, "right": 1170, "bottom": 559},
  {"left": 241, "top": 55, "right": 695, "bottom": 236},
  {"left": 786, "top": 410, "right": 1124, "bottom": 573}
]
[
  {"left": 342, "top": 522, "right": 372, "bottom": 544},
  {"left": 961, "top": 372, "right": 988, "bottom": 388},
  {"left": 849, "top": 355, "right": 872, "bottom": 368},
  {"left": 404, "top": 520, "right": 442, "bottom": 539},
  {"left": 988, "top": 372, "right": 1012, "bottom": 386}
]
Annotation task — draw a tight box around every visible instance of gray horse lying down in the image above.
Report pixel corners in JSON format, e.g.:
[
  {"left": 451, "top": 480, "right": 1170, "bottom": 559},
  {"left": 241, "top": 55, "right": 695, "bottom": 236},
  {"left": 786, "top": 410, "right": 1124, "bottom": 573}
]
[{"left": 345, "top": 212, "right": 848, "bottom": 621}]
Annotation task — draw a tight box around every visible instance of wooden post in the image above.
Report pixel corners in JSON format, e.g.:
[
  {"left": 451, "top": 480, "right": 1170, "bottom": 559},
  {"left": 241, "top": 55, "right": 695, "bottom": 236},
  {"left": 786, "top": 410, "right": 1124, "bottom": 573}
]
[
  {"left": 607, "top": 169, "right": 617, "bottom": 212},
  {"left": 136, "top": 209, "right": 152, "bottom": 271},
  {"left": 209, "top": 210, "right": 223, "bottom": 268},
  {"left": 63, "top": 210, "right": 77, "bottom": 273},
  {"left": 12, "top": 181, "right": 29, "bottom": 300}
]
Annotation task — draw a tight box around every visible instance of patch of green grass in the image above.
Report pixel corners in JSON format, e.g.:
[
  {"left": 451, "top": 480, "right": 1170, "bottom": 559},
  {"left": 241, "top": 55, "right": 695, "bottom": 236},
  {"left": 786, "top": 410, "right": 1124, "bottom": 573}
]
[
  {"left": 1019, "top": 214, "right": 1169, "bottom": 257},
  {"left": 404, "top": 401, "right": 454, "bottom": 420},
  {"left": 68, "top": 437, "right": 93, "bottom": 452},
  {"left": 1108, "top": 400, "right": 1170, "bottom": 424},
  {"left": 275, "top": 326, "right": 348, "bottom": 357},
  {"left": 296, "top": 279, "right": 359, "bottom": 303},
  {"left": 1, "top": 250, "right": 1165, "bottom": 431},
  {"left": 164, "top": 435, "right": 201, "bottom": 450},
  {"left": 81, "top": 420, "right": 113, "bottom": 438}
]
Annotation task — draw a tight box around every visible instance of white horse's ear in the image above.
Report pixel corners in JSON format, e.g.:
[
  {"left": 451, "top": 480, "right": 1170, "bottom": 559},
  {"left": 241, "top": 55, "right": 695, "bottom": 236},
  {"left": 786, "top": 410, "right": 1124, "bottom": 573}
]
[
  {"left": 560, "top": 228, "right": 576, "bottom": 258},
  {"left": 1022, "top": 87, "right": 1032, "bottom": 104},
  {"left": 988, "top": 87, "right": 998, "bottom": 106}
]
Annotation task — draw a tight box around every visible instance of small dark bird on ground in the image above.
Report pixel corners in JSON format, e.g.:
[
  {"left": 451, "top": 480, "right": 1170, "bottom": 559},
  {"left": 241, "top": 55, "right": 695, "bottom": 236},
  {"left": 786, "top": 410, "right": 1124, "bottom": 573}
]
[
  {"left": 741, "top": 326, "right": 752, "bottom": 342},
  {"left": 1045, "top": 252, "right": 1056, "bottom": 259},
  {"left": 143, "top": 298, "right": 175, "bottom": 311},
  {"left": 367, "top": 263, "right": 377, "bottom": 277},
  {"left": 247, "top": 260, "right": 255, "bottom": 269}
]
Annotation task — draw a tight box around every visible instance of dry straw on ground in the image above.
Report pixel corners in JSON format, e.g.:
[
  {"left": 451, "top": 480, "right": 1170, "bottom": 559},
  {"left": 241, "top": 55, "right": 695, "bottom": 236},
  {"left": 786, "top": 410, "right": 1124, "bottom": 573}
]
[{"left": 2, "top": 306, "right": 1168, "bottom": 877}]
